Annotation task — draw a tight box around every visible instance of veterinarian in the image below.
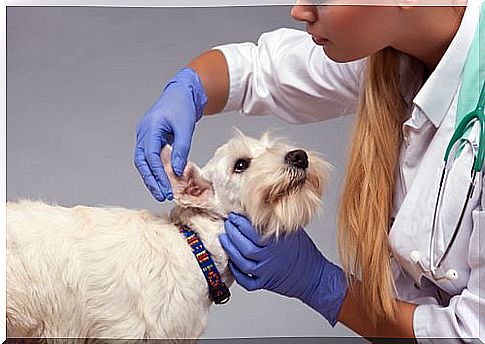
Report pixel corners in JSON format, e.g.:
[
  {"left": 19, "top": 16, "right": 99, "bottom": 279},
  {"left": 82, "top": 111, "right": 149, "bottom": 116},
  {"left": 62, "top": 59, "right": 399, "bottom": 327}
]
[{"left": 134, "top": 1, "right": 484, "bottom": 341}]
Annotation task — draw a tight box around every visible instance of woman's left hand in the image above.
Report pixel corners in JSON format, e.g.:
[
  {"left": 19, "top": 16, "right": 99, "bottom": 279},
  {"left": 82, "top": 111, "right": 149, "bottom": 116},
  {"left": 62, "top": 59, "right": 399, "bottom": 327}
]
[{"left": 218, "top": 212, "right": 348, "bottom": 326}]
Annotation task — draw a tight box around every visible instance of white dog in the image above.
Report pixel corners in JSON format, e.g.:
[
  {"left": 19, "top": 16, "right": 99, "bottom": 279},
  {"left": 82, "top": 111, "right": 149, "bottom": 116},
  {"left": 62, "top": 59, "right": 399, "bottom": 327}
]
[{"left": 6, "top": 129, "right": 331, "bottom": 341}]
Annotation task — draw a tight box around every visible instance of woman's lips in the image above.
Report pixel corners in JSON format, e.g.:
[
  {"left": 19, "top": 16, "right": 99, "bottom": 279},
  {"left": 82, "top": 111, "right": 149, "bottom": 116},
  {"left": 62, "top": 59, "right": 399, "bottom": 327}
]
[{"left": 312, "top": 36, "right": 330, "bottom": 45}]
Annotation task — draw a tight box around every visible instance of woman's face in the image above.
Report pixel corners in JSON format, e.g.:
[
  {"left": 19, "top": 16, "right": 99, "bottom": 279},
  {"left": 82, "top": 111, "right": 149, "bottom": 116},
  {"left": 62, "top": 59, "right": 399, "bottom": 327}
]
[{"left": 291, "top": 4, "right": 400, "bottom": 62}]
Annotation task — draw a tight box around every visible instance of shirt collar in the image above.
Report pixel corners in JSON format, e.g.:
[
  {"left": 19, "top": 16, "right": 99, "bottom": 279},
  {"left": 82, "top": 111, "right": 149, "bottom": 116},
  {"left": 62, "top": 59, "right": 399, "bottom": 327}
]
[{"left": 412, "top": 0, "right": 481, "bottom": 128}]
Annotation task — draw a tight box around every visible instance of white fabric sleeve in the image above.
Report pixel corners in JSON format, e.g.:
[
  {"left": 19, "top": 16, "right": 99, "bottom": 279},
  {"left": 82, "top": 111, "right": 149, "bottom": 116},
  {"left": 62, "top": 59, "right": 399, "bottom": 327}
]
[
  {"left": 212, "top": 28, "right": 365, "bottom": 124},
  {"left": 413, "top": 173, "right": 484, "bottom": 343}
]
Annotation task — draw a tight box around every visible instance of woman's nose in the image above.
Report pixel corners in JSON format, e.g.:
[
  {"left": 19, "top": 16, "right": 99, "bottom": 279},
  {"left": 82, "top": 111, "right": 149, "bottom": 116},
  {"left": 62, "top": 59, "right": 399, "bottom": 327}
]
[{"left": 291, "top": 1, "right": 317, "bottom": 23}]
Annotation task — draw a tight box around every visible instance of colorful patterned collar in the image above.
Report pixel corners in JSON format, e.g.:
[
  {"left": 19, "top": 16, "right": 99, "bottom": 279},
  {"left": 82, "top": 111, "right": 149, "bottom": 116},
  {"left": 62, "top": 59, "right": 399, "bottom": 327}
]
[{"left": 178, "top": 225, "right": 231, "bottom": 305}]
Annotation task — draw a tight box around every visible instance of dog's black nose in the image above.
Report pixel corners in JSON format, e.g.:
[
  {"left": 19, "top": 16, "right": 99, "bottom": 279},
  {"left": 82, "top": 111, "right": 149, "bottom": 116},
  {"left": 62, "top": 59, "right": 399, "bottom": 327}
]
[{"left": 285, "top": 149, "right": 308, "bottom": 169}]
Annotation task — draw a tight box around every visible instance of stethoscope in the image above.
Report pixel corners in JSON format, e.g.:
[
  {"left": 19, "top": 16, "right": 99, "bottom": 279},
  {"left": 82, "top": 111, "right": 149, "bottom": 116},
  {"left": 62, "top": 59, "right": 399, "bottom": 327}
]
[
  {"left": 426, "top": 82, "right": 484, "bottom": 281},
  {"left": 411, "top": 5, "right": 485, "bottom": 282}
]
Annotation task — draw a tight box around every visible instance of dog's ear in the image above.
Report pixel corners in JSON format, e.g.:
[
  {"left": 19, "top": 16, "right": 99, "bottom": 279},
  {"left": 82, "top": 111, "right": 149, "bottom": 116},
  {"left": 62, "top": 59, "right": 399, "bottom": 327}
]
[
  {"left": 231, "top": 127, "right": 247, "bottom": 139},
  {"left": 259, "top": 130, "right": 273, "bottom": 143},
  {"left": 161, "top": 145, "right": 214, "bottom": 208}
]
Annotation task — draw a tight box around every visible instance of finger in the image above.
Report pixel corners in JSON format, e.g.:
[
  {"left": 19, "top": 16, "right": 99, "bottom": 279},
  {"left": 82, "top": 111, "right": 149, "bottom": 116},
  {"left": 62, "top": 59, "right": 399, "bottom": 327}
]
[
  {"left": 171, "top": 123, "right": 195, "bottom": 177},
  {"left": 218, "top": 234, "right": 257, "bottom": 274},
  {"left": 134, "top": 147, "right": 165, "bottom": 202},
  {"left": 228, "top": 261, "right": 260, "bottom": 292},
  {"left": 224, "top": 220, "right": 263, "bottom": 260},
  {"left": 145, "top": 138, "right": 173, "bottom": 200},
  {"left": 228, "top": 212, "right": 267, "bottom": 247}
]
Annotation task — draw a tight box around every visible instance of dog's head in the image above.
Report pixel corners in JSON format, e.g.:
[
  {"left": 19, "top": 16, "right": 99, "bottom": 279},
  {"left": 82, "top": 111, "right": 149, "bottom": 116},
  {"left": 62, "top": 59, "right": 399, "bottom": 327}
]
[{"left": 161, "top": 129, "right": 332, "bottom": 238}]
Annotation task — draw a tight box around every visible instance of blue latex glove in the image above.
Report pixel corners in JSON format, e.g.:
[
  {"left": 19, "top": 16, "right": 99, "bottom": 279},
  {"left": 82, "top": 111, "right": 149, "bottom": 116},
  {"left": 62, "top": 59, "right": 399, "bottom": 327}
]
[
  {"left": 134, "top": 67, "right": 207, "bottom": 202},
  {"left": 219, "top": 212, "right": 348, "bottom": 326}
]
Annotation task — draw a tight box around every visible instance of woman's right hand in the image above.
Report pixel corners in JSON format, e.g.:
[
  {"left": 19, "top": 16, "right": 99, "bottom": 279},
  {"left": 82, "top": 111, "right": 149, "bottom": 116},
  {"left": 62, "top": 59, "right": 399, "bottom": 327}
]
[{"left": 134, "top": 68, "right": 207, "bottom": 202}]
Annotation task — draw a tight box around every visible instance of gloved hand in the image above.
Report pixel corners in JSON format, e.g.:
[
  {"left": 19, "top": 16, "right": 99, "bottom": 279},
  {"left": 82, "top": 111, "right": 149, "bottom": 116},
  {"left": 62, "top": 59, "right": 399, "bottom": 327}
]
[
  {"left": 134, "top": 67, "right": 208, "bottom": 202},
  {"left": 219, "top": 212, "right": 348, "bottom": 326}
]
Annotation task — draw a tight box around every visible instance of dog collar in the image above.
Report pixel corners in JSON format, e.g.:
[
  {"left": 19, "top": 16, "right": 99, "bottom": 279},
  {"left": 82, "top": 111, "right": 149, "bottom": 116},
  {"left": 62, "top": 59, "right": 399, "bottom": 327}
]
[{"left": 178, "top": 225, "right": 231, "bottom": 305}]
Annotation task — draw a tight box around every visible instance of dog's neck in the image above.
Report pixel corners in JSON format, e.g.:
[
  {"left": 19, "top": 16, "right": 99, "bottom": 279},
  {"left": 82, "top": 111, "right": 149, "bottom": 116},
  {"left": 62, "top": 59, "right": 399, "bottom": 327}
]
[{"left": 169, "top": 205, "right": 231, "bottom": 283}]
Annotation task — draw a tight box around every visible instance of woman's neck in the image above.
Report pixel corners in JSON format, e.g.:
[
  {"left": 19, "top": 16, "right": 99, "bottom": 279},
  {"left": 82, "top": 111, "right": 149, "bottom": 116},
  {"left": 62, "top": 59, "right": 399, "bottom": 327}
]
[{"left": 392, "top": 6, "right": 466, "bottom": 72}]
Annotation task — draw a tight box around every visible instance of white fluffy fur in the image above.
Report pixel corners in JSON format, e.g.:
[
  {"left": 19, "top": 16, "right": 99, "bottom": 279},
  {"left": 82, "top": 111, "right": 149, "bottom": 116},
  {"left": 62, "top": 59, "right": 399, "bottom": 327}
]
[{"left": 6, "top": 129, "right": 332, "bottom": 341}]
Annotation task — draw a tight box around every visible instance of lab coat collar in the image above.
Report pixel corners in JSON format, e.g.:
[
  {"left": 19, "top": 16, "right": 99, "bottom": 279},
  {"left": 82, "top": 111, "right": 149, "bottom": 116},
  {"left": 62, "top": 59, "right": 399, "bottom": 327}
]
[{"left": 412, "top": 1, "right": 481, "bottom": 128}]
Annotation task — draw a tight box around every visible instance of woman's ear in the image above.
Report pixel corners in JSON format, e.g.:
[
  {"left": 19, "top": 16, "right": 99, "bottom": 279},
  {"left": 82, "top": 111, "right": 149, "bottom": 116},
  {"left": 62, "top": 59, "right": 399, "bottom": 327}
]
[{"left": 161, "top": 145, "right": 214, "bottom": 208}]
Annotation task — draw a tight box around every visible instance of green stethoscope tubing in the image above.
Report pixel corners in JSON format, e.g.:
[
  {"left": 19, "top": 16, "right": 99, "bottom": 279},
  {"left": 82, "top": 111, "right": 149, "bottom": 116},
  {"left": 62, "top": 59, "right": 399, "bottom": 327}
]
[
  {"left": 444, "top": 83, "right": 485, "bottom": 173},
  {"left": 429, "top": 2, "right": 484, "bottom": 277}
]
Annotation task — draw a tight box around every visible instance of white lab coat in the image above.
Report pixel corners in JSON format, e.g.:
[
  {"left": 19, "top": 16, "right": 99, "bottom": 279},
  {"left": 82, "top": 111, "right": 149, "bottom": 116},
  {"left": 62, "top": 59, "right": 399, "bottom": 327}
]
[{"left": 213, "top": 1, "right": 484, "bottom": 342}]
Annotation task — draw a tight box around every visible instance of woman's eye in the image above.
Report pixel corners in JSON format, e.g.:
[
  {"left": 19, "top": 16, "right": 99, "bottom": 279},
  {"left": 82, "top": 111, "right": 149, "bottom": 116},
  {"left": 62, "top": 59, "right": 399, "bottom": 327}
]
[{"left": 234, "top": 159, "right": 250, "bottom": 173}]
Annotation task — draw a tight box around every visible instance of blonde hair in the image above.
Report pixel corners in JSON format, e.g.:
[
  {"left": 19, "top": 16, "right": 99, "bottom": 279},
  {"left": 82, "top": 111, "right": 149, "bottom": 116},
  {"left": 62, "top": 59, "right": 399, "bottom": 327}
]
[
  {"left": 337, "top": 7, "right": 466, "bottom": 326},
  {"left": 338, "top": 47, "right": 405, "bottom": 325}
]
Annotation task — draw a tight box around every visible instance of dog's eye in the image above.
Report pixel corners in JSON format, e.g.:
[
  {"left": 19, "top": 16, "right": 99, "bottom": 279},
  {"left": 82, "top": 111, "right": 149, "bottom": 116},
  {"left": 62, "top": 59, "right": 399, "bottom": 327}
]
[{"left": 234, "top": 159, "right": 250, "bottom": 173}]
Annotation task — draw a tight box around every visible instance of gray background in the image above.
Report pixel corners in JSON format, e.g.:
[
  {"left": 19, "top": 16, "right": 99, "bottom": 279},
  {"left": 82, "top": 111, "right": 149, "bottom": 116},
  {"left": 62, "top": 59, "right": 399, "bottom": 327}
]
[{"left": 7, "top": 6, "right": 360, "bottom": 340}]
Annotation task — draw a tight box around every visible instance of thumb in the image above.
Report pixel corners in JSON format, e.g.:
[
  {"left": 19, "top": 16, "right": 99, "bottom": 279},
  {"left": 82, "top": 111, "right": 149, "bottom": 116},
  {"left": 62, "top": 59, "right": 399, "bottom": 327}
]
[{"left": 171, "top": 124, "right": 195, "bottom": 176}]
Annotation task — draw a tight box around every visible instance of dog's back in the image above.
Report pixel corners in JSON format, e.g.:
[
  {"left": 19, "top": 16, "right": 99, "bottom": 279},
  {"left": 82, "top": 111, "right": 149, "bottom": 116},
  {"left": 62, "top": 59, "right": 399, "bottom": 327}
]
[{"left": 6, "top": 200, "right": 213, "bottom": 339}]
